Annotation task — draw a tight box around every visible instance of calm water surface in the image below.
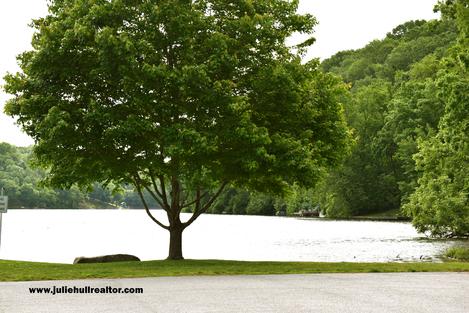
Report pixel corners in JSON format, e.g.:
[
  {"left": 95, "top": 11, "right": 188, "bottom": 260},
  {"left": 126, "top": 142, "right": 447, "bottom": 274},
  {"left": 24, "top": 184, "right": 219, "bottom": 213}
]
[{"left": 0, "top": 210, "right": 467, "bottom": 264}]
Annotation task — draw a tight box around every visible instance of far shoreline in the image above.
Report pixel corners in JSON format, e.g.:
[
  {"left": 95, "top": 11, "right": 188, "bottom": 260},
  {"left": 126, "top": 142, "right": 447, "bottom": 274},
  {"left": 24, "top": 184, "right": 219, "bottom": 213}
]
[{"left": 4, "top": 207, "right": 411, "bottom": 222}]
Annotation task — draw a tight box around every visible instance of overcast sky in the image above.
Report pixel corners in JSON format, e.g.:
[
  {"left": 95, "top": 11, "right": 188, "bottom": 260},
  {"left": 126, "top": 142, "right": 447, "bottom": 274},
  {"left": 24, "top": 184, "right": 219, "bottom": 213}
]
[{"left": 0, "top": 0, "right": 439, "bottom": 147}]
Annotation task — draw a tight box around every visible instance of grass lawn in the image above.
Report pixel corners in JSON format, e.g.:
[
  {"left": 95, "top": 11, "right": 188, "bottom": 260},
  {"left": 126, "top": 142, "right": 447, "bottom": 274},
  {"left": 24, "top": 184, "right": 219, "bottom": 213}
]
[{"left": 1, "top": 259, "right": 469, "bottom": 282}]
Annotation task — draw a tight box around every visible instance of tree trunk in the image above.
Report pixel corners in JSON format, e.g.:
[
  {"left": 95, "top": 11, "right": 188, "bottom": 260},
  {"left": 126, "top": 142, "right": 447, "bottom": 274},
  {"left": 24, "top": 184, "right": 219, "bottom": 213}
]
[{"left": 167, "top": 226, "right": 184, "bottom": 260}]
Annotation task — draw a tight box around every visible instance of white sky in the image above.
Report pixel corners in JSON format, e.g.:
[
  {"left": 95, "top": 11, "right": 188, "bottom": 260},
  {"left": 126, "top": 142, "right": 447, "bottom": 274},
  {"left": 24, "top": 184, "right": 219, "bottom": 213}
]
[{"left": 0, "top": 0, "right": 439, "bottom": 147}]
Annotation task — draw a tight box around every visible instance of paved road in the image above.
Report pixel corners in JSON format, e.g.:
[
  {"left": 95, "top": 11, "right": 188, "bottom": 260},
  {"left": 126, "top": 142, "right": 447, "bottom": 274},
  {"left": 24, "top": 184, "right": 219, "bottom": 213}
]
[{"left": 1, "top": 273, "right": 468, "bottom": 313}]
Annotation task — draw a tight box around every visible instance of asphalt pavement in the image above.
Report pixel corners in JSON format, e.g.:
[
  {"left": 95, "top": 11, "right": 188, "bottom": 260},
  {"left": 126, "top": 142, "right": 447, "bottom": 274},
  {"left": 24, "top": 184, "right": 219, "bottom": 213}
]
[{"left": 1, "top": 273, "right": 468, "bottom": 313}]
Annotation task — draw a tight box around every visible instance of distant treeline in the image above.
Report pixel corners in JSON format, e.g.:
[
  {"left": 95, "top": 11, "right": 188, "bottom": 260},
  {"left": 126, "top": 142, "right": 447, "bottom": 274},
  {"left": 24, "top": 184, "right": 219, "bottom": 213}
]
[
  {"left": 0, "top": 143, "right": 158, "bottom": 209},
  {"left": 0, "top": 142, "right": 317, "bottom": 215}
]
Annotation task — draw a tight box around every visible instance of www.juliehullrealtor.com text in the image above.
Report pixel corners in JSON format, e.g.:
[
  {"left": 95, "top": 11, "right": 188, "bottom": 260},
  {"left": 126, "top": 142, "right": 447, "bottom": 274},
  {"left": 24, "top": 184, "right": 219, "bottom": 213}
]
[{"left": 29, "top": 286, "right": 144, "bottom": 295}]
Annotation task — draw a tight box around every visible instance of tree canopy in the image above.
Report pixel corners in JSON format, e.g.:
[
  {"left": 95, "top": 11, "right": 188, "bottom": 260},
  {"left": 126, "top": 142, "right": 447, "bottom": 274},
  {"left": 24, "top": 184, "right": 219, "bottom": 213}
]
[{"left": 4, "top": 0, "right": 350, "bottom": 258}]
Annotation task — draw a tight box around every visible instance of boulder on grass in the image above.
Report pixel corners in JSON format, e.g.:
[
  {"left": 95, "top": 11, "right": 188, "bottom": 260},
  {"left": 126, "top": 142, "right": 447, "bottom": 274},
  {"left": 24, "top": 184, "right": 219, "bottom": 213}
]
[{"left": 73, "top": 254, "right": 140, "bottom": 264}]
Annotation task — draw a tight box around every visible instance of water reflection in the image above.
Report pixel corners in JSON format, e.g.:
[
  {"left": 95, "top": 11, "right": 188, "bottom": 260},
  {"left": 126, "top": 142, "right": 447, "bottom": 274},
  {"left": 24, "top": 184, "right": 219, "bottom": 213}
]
[{"left": 0, "top": 210, "right": 467, "bottom": 264}]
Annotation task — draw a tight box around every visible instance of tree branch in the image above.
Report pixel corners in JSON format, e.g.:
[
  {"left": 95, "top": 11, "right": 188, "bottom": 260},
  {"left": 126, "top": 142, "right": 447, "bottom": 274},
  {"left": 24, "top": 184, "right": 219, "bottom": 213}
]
[
  {"left": 178, "top": 187, "right": 189, "bottom": 209},
  {"left": 133, "top": 176, "right": 169, "bottom": 230},
  {"left": 135, "top": 173, "right": 168, "bottom": 212},
  {"left": 183, "top": 181, "right": 228, "bottom": 229},
  {"left": 170, "top": 176, "right": 180, "bottom": 210},
  {"left": 143, "top": 185, "right": 167, "bottom": 211},
  {"left": 180, "top": 190, "right": 209, "bottom": 209},
  {"left": 149, "top": 169, "right": 170, "bottom": 210},
  {"left": 159, "top": 176, "right": 169, "bottom": 209}
]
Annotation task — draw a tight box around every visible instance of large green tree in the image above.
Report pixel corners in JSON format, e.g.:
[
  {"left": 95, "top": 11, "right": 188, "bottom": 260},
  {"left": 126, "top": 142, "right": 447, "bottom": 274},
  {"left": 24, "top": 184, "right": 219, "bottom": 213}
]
[{"left": 3, "top": 0, "right": 350, "bottom": 259}]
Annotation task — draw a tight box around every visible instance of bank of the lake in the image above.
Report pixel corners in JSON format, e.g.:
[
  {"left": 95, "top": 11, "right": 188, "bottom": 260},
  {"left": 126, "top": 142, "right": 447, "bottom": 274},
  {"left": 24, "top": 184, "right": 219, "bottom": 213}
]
[{"left": 1, "top": 259, "right": 469, "bottom": 282}]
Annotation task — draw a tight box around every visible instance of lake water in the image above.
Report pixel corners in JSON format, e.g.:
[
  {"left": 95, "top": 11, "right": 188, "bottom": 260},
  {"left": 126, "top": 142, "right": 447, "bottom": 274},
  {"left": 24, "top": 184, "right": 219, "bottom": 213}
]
[{"left": 0, "top": 209, "right": 467, "bottom": 264}]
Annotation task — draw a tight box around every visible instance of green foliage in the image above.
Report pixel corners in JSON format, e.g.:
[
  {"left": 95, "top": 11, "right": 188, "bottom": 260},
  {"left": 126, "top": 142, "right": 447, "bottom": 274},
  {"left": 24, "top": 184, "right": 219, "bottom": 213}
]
[
  {"left": 337, "top": 81, "right": 401, "bottom": 215},
  {"left": 378, "top": 56, "right": 445, "bottom": 205},
  {"left": 0, "top": 143, "right": 84, "bottom": 208},
  {"left": 4, "top": 0, "right": 349, "bottom": 198},
  {"left": 209, "top": 188, "right": 250, "bottom": 214},
  {"left": 403, "top": 0, "right": 469, "bottom": 238},
  {"left": 0, "top": 140, "right": 321, "bottom": 215},
  {"left": 318, "top": 16, "right": 460, "bottom": 219},
  {"left": 435, "top": 0, "right": 458, "bottom": 19},
  {"left": 209, "top": 185, "right": 320, "bottom": 216},
  {"left": 446, "top": 247, "right": 469, "bottom": 261},
  {"left": 282, "top": 185, "right": 319, "bottom": 215},
  {"left": 245, "top": 193, "right": 275, "bottom": 216},
  {"left": 4, "top": 0, "right": 349, "bottom": 194},
  {"left": 0, "top": 142, "right": 165, "bottom": 209},
  {"left": 205, "top": 15, "right": 456, "bottom": 217},
  {"left": 320, "top": 0, "right": 469, "bottom": 235},
  {"left": 322, "top": 19, "right": 456, "bottom": 83},
  {"left": 386, "top": 20, "right": 428, "bottom": 40}
]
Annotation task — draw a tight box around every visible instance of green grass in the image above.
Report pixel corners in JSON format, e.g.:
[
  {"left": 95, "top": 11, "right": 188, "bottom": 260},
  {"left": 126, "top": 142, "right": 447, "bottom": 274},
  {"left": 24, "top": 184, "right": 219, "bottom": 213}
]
[
  {"left": 446, "top": 247, "right": 469, "bottom": 261},
  {"left": 1, "top": 259, "right": 469, "bottom": 282}
]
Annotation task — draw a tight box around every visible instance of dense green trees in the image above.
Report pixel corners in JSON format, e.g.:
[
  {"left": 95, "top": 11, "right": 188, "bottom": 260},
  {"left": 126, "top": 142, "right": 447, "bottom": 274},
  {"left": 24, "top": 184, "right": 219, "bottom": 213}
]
[
  {"left": 4, "top": 0, "right": 350, "bottom": 258},
  {"left": 201, "top": 17, "right": 461, "bottom": 219},
  {"left": 404, "top": 0, "right": 469, "bottom": 237},
  {"left": 0, "top": 143, "right": 84, "bottom": 208},
  {"left": 208, "top": 185, "right": 319, "bottom": 216},
  {"left": 316, "top": 11, "right": 459, "bottom": 218},
  {"left": 0, "top": 142, "right": 161, "bottom": 209},
  {"left": 318, "top": 0, "right": 469, "bottom": 238},
  {"left": 322, "top": 19, "right": 457, "bottom": 83}
]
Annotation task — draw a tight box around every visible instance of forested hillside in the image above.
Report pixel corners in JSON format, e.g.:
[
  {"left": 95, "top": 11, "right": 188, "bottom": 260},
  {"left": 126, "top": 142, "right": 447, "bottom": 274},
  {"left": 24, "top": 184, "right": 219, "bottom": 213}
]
[
  {"left": 209, "top": 0, "right": 469, "bottom": 234},
  {"left": 0, "top": 143, "right": 82, "bottom": 208},
  {"left": 0, "top": 142, "right": 157, "bottom": 209},
  {"left": 318, "top": 18, "right": 457, "bottom": 217},
  {"left": 213, "top": 5, "right": 465, "bottom": 221},
  {"left": 319, "top": 0, "right": 469, "bottom": 237}
]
